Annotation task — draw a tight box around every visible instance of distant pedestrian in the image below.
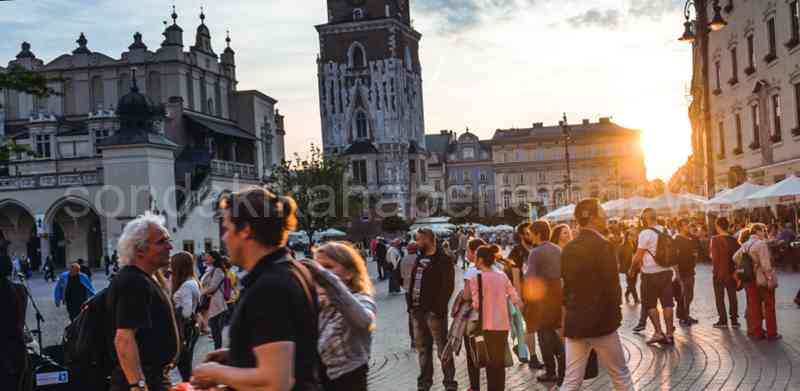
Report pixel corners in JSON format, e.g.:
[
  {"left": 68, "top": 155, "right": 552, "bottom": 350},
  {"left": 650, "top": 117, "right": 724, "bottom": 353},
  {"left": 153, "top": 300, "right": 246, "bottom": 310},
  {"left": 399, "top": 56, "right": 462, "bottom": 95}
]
[
  {"left": 106, "top": 212, "right": 179, "bottom": 391},
  {"left": 620, "top": 231, "right": 639, "bottom": 305},
  {"left": 409, "top": 227, "right": 457, "bottom": 391},
  {"left": 199, "top": 251, "right": 228, "bottom": 350},
  {"left": 560, "top": 199, "right": 634, "bottom": 391},
  {"left": 170, "top": 251, "right": 201, "bottom": 382},
  {"left": 54, "top": 262, "right": 95, "bottom": 321},
  {"left": 375, "top": 238, "right": 388, "bottom": 280},
  {"left": 674, "top": 219, "right": 699, "bottom": 326},
  {"left": 469, "top": 244, "right": 522, "bottom": 391},
  {"left": 734, "top": 223, "right": 780, "bottom": 340},
  {"left": 387, "top": 239, "right": 403, "bottom": 294},
  {"left": 305, "top": 241, "right": 376, "bottom": 391},
  {"left": 632, "top": 208, "right": 675, "bottom": 345},
  {"left": 43, "top": 255, "right": 56, "bottom": 282},
  {"left": 710, "top": 217, "right": 740, "bottom": 328}
]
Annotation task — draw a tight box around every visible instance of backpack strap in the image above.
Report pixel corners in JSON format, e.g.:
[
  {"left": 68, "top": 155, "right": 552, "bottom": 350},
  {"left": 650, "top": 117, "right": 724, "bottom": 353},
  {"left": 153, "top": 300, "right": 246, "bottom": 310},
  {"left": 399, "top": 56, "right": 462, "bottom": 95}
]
[
  {"left": 286, "top": 260, "right": 316, "bottom": 311},
  {"left": 477, "top": 273, "right": 484, "bottom": 332}
]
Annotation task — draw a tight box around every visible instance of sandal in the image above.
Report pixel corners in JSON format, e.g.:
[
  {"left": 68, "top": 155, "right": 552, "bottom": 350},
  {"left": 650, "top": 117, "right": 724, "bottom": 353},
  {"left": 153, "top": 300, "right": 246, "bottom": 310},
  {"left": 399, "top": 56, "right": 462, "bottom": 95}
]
[{"left": 646, "top": 333, "right": 667, "bottom": 345}]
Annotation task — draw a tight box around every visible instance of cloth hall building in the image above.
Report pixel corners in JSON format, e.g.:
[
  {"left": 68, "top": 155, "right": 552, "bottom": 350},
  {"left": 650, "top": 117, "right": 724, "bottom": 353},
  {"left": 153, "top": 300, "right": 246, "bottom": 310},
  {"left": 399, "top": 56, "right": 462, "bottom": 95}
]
[{"left": 0, "top": 9, "right": 286, "bottom": 268}]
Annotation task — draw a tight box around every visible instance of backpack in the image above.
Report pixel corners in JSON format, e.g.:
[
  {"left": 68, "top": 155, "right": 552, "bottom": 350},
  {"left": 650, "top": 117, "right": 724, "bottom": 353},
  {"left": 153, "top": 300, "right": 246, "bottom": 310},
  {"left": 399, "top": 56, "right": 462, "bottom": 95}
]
[
  {"left": 63, "top": 288, "right": 111, "bottom": 375},
  {"left": 646, "top": 228, "right": 678, "bottom": 268},
  {"left": 736, "top": 246, "right": 756, "bottom": 283}
]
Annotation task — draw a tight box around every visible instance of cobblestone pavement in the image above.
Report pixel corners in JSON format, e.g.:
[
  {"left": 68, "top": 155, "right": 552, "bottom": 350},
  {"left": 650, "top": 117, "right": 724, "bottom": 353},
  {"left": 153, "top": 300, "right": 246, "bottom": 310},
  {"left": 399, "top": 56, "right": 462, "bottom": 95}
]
[{"left": 24, "top": 262, "right": 800, "bottom": 390}]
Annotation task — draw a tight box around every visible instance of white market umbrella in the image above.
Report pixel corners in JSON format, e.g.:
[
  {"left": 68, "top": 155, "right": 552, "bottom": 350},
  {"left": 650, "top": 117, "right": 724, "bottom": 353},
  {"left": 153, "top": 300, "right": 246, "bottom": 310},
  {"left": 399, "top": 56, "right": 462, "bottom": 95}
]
[
  {"left": 705, "top": 182, "right": 765, "bottom": 212},
  {"left": 645, "top": 193, "right": 706, "bottom": 214},
  {"left": 494, "top": 224, "right": 514, "bottom": 232},
  {"left": 605, "top": 196, "right": 650, "bottom": 218},
  {"left": 545, "top": 204, "right": 576, "bottom": 222},
  {"left": 742, "top": 175, "right": 800, "bottom": 208}
]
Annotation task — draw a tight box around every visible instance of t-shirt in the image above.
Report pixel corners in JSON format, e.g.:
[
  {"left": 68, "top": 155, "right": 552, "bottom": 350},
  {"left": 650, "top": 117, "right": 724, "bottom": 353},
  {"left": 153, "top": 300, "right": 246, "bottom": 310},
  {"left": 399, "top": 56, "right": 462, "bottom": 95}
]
[
  {"left": 674, "top": 235, "right": 699, "bottom": 277},
  {"left": 228, "top": 248, "right": 319, "bottom": 390},
  {"left": 525, "top": 241, "right": 562, "bottom": 280},
  {"left": 638, "top": 225, "right": 671, "bottom": 274},
  {"left": 106, "top": 265, "right": 179, "bottom": 369}
]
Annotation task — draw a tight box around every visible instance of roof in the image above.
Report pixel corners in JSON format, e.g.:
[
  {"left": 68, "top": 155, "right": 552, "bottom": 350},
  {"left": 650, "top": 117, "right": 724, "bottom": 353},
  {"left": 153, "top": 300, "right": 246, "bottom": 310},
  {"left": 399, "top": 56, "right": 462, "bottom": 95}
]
[
  {"left": 492, "top": 120, "right": 639, "bottom": 144},
  {"left": 425, "top": 133, "right": 451, "bottom": 155},
  {"left": 235, "top": 90, "right": 278, "bottom": 104},
  {"left": 343, "top": 140, "right": 379, "bottom": 155},
  {"left": 184, "top": 112, "right": 256, "bottom": 140}
]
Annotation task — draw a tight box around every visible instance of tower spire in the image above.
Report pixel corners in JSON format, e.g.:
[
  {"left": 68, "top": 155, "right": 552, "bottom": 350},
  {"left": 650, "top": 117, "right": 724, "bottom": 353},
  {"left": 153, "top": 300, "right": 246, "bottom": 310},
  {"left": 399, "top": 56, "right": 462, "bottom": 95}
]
[
  {"left": 171, "top": 5, "right": 178, "bottom": 25},
  {"left": 226, "top": 29, "right": 231, "bottom": 48},
  {"left": 200, "top": 5, "right": 205, "bottom": 25}
]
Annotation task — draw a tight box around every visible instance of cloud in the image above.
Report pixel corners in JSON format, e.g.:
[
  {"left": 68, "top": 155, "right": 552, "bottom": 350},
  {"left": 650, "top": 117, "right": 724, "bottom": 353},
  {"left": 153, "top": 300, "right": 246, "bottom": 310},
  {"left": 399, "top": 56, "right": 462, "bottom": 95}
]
[
  {"left": 567, "top": 8, "right": 622, "bottom": 29},
  {"left": 415, "top": 0, "right": 537, "bottom": 35},
  {"left": 628, "top": 0, "right": 683, "bottom": 20}
]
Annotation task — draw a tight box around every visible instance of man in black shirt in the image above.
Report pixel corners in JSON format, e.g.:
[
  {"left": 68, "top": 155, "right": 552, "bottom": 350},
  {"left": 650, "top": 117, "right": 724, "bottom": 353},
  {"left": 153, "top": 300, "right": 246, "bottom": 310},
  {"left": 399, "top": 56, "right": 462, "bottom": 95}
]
[
  {"left": 107, "top": 213, "right": 179, "bottom": 391},
  {"left": 192, "top": 187, "right": 320, "bottom": 391},
  {"left": 408, "top": 228, "right": 456, "bottom": 391},
  {"left": 674, "top": 219, "right": 700, "bottom": 326}
]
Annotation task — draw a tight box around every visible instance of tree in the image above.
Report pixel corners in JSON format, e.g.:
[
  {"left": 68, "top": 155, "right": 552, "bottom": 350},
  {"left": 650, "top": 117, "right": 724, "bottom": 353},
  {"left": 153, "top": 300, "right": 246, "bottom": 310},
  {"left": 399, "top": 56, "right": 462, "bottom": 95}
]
[
  {"left": 1, "top": 64, "right": 59, "bottom": 164},
  {"left": 267, "top": 144, "right": 350, "bottom": 242}
]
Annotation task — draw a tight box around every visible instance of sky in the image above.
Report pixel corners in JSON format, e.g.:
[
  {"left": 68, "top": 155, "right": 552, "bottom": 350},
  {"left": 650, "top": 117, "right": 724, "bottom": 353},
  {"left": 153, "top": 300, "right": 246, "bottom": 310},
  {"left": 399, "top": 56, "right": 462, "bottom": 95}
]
[{"left": 0, "top": 0, "right": 693, "bottom": 181}]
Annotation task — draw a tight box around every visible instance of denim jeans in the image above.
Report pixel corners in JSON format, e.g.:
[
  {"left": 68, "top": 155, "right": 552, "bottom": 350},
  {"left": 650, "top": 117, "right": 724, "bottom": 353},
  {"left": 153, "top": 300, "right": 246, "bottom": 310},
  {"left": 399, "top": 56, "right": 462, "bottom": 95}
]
[{"left": 412, "top": 310, "right": 457, "bottom": 391}]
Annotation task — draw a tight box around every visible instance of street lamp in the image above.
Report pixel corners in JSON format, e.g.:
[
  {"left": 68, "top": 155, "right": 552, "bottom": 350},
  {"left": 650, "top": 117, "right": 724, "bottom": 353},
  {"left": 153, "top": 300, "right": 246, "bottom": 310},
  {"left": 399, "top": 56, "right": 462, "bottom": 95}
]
[
  {"left": 679, "top": 0, "right": 726, "bottom": 197},
  {"left": 561, "top": 113, "right": 573, "bottom": 204}
]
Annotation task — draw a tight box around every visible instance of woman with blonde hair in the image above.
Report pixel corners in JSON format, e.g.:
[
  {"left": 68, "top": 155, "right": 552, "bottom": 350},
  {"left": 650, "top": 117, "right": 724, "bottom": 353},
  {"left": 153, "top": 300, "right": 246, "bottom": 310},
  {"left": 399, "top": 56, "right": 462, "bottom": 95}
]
[
  {"left": 734, "top": 223, "right": 780, "bottom": 340},
  {"left": 304, "top": 241, "right": 376, "bottom": 391},
  {"left": 170, "top": 251, "right": 201, "bottom": 381}
]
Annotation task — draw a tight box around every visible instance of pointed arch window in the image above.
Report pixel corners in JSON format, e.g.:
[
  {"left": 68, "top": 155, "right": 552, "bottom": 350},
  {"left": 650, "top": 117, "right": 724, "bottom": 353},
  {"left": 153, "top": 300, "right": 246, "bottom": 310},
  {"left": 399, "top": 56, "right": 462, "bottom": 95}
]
[
  {"left": 349, "top": 42, "right": 367, "bottom": 69},
  {"left": 355, "top": 111, "right": 368, "bottom": 139}
]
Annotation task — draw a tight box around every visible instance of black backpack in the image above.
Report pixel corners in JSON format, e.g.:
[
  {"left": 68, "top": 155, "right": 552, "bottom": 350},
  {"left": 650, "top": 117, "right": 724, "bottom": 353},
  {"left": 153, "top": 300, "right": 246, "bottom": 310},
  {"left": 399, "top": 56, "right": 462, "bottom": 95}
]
[
  {"left": 63, "top": 288, "right": 111, "bottom": 375},
  {"left": 737, "top": 246, "right": 756, "bottom": 283},
  {"left": 646, "top": 228, "right": 678, "bottom": 267}
]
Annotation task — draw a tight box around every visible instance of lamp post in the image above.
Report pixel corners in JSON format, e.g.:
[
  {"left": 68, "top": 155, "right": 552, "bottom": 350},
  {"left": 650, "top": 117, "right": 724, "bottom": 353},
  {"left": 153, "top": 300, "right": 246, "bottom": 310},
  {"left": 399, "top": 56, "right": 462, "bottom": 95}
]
[
  {"left": 679, "top": 0, "right": 727, "bottom": 197},
  {"left": 561, "top": 113, "right": 573, "bottom": 204}
]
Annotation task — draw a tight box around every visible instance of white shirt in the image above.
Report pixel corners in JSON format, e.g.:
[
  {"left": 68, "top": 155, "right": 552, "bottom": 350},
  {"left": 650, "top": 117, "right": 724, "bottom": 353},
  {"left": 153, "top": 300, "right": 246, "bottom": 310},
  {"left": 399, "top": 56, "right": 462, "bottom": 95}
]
[
  {"left": 638, "top": 225, "right": 671, "bottom": 274},
  {"left": 172, "top": 279, "right": 201, "bottom": 319}
]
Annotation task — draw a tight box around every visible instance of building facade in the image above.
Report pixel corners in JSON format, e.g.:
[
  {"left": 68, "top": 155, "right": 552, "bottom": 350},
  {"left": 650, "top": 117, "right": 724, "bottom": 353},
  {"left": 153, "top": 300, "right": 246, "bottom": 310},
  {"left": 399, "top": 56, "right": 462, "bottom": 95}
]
[
  {"left": 446, "top": 130, "right": 495, "bottom": 215},
  {"left": 424, "top": 130, "right": 454, "bottom": 213},
  {"left": 491, "top": 118, "right": 646, "bottom": 213},
  {"left": 316, "top": 0, "right": 427, "bottom": 218},
  {"left": 0, "top": 9, "right": 286, "bottom": 267},
  {"left": 701, "top": 0, "right": 800, "bottom": 191}
]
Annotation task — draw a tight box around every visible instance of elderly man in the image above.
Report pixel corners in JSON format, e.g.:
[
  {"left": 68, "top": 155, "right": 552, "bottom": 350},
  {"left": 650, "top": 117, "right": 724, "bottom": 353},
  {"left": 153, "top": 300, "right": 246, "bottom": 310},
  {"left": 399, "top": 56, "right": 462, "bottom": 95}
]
[
  {"left": 54, "top": 262, "right": 95, "bottom": 321},
  {"left": 107, "top": 212, "right": 179, "bottom": 391}
]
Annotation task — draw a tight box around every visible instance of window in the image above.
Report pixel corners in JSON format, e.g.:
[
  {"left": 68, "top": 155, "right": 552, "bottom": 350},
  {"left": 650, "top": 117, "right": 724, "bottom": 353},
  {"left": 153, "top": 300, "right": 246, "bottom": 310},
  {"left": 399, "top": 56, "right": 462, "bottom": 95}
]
[
  {"left": 479, "top": 171, "right": 487, "bottom": 182},
  {"left": 502, "top": 191, "right": 512, "bottom": 209},
  {"left": 94, "top": 129, "right": 110, "bottom": 155},
  {"left": 791, "top": 1, "right": 800, "bottom": 46},
  {"left": 435, "top": 180, "right": 441, "bottom": 192},
  {"left": 355, "top": 112, "right": 368, "bottom": 139},
  {"left": 745, "top": 35, "right": 755, "bottom": 74},
  {"left": 91, "top": 76, "right": 104, "bottom": 110},
  {"left": 451, "top": 189, "right": 459, "bottom": 200},
  {"left": 207, "top": 98, "right": 214, "bottom": 114},
  {"left": 353, "top": 8, "right": 364, "bottom": 20},
  {"left": 765, "top": 18, "right": 777, "bottom": 62},
  {"left": 502, "top": 174, "right": 509, "bottom": 185},
  {"left": 538, "top": 171, "right": 546, "bottom": 182},
  {"left": 409, "top": 159, "right": 416, "bottom": 174},
  {"left": 420, "top": 161, "right": 426, "bottom": 182},
  {"left": 349, "top": 43, "right": 366, "bottom": 68},
  {"left": 518, "top": 174, "right": 525, "bottom": 184},
  {"left": 714, "top": 61, "right": 721, "bottom": 92},
  {"left": 772, "top": 94, "right": 782, "bottom": 142},
  {"left": 517, "top": 190, "right": 528, "bottom": 206},
  {"left": 735, "top": 113, "right": 743, "bottom": 151},
  {"left": 718, "top": 122, "right": 726, "bottom": 157},
  {"left": 729, "top": 47, "right": 738, "bottom": 84},
  {"left": 552, "top": 150, "right": 561, "bottom": 160},
  {"left": 352, "top": 160, "right": 367, "bottom": 184},
  {"left": 462, "top": 147, "right": 474, "bottom": 159},
  {"left": 35, "top": 134, "right": 51, "bottom": 158},
  {"left": 463, "top": 171, "right": 470, "bottom": 182},
  {"left": 751, "top": 104, "right": 761, "bottom": 149}
]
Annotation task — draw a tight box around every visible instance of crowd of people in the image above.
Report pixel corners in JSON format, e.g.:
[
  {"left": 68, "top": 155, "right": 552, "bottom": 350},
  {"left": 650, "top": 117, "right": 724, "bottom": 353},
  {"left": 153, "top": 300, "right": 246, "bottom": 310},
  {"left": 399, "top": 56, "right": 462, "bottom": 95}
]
[{"left": 3, "top": 187, "right": 800, "bottom": 391}]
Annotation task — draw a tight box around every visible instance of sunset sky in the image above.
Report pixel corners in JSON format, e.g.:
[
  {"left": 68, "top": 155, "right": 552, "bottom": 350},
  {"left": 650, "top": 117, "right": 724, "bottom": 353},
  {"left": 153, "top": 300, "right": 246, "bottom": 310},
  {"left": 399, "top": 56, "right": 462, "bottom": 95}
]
[{"left": 0, "top": 0, "right": 692, "bottom": 180}]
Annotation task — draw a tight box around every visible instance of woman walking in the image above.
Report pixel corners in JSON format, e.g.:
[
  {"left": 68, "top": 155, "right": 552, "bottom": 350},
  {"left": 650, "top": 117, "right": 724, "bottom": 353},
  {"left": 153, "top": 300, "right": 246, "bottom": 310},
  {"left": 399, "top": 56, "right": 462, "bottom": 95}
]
[
  {"left": 469, "top": 244, "right": 522, "bottom": 391},
  {"left": 620, "top": 231, "right": 639, "bottom": 304},
  {"left": 199, "top": 251, "right": 228, "bottom": 349},
  {"left": 170, "top": 251, "right": 201, "bottom": 381},
  {"left": 306, "top": 241, "right": 376, "bottom": 391},
  {"left": 734, "top": 223, "right": 781, "bottom": 340}
]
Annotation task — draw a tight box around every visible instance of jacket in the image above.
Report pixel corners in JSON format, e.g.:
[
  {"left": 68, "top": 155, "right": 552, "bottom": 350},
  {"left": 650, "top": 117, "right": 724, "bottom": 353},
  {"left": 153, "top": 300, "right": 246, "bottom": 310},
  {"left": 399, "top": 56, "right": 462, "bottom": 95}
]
[
  {"left": 200, "top": 266, "right": 228, "bottom": 319},
  {"left": 54, "top": 272, "right": 95, "bottom": 306},
  {"left": 733, "top": 237, "right": 777, "bottom": 289},
  {"left": 561, "top": 229, "right": 622, "bottom": 339},
  {"left": 408, "top": 247, "right": 455, "bottom": 316},
  {"left": 710, "top": 234, "right": 739, "bottom": 282},
  {"left": 524, "top": 242, "right": 563, "bottom": 331}
]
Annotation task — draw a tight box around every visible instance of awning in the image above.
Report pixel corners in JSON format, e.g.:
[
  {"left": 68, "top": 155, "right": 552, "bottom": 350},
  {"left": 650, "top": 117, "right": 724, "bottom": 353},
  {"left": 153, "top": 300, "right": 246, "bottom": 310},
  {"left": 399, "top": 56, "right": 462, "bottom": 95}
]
[{"left": 184, "top": 112, "right": 256, "bottom": 140}]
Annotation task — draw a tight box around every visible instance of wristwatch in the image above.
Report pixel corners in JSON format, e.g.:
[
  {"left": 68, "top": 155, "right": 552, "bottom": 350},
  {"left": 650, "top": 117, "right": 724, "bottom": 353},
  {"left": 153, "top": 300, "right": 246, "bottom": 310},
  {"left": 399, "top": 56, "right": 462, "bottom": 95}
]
[{"left": 128, "top": 379, "right": 146, "bottom": 389}]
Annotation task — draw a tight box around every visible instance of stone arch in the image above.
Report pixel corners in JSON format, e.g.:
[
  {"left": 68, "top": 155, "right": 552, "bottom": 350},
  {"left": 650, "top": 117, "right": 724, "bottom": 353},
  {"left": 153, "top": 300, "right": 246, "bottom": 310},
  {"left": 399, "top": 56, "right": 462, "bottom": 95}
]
[
  {"left": 44, "top": 196, "right": 103, "bottom": 268},
  {"left": 0, "top": 199, "right": 38, "bottom": 263}
]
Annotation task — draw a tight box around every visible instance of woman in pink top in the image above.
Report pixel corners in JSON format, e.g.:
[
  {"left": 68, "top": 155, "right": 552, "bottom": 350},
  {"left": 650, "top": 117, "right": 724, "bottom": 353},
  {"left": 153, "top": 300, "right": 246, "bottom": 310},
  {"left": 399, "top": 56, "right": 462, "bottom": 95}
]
[{"left": 469, "top": 245, "right": 522, "bottom": 391}]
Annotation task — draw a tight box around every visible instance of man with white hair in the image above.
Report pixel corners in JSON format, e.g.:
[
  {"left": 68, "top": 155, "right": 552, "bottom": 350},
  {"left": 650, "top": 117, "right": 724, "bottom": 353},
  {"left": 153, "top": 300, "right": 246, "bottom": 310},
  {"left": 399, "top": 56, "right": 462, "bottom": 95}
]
[{"left": 106, "top": 212, "right": 179, "bottom": 391}]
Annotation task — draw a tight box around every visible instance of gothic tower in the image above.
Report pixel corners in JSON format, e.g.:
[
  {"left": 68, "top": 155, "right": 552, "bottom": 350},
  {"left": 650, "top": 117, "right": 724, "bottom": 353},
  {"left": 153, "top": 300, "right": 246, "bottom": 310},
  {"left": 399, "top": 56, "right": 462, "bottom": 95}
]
[{"left": 316, "top": 0, "right": 426, "bottom": 218}]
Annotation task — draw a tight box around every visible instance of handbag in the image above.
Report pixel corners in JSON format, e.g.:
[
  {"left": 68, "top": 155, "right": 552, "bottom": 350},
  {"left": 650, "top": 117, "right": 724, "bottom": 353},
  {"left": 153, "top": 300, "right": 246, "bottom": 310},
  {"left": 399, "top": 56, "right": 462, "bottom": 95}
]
[{"left": 469, "top": 274, "right": 513, "bottom": 368}]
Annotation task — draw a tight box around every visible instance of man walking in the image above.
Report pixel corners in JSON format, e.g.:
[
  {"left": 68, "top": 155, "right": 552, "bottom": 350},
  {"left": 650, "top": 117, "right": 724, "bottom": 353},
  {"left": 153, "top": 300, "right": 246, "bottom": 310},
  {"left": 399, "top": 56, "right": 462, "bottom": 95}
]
[
  {"left": 632, "top": 208, "right": 675, "bottom": 345},
  {"left": 509, "top": 223, "right": 542, "bottom": 368},
  {"left": 560, "top": 199, "right": 634, "bottom": 391},
  {"left": 408, "top": 228, "right": 456, "bottom": 391},
  {"left": 710, "top": 217, "right": 740, "bottom": 328},
  {"left": 375, "top": 238, "right": 388, "bottom": 280},
  {"left": 54, "top": 262, "right": 95, "bottom": 321},
  {"left": 107, "top": 212, "right": 179, "bottom": 391},
  {"left": 674, "top": 219, "right": 699, "bottom": 326},
  {"left": 191, "top": 188, "right": 320, "bottom": 391},
  {"left": 525, "top": 220, "right": 565, "bottom": 384}
]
